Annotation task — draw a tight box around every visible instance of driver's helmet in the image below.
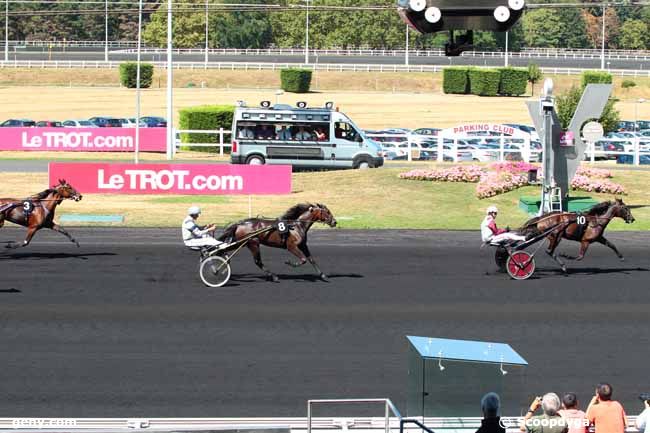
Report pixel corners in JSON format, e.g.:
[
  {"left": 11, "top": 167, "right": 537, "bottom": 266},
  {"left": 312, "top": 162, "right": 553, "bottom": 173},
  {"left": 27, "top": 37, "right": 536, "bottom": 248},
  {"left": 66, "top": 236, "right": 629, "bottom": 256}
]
[
  {"left": 188, "top": 206, "right": 201, "bottom": 216},
  {"left": 486, "top": 205, "right": 498, "bottom": 215}
]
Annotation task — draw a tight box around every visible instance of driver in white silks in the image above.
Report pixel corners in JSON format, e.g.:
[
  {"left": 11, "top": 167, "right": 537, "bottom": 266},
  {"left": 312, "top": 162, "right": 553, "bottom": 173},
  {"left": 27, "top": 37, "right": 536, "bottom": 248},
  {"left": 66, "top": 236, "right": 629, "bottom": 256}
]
[
  {"left": 182, "top": 206, "right": 226, "bottom": 250},
  {"left": 481, "top": 205, "right": 527, "bottom": 244}
]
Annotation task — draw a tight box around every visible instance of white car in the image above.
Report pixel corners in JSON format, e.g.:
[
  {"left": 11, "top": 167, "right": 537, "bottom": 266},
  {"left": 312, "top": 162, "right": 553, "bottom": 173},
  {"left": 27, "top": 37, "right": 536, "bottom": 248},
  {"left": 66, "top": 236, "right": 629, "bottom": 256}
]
[
  {"left": 62, "top": 120, "right": 97, "bottom": 128},
  {"left": 118, "top": 118, "right": 147, "bottom": 128}
]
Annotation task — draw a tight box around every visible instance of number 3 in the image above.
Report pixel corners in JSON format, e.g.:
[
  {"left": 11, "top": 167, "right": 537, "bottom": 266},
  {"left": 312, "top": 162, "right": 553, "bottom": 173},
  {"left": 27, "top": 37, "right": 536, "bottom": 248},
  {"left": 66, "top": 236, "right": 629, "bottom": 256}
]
[
  {"left": 577, "top": 216, "right": 586, "bottom": 225},
  {"left": 23, "top": 202, "right": 30, "bottom": 211}
]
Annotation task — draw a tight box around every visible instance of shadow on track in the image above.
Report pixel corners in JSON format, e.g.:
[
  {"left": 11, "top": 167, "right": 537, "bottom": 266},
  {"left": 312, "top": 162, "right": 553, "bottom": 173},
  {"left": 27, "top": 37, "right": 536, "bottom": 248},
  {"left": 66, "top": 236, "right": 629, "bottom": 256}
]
[
  {"left": 0, "top": 251, "right": 116, "bottom": 261},
  {"left": 0, "top": 288, "right": 21, "bottom": 293},
  {"left": 229, "top": 273, "right": 364, "bottom": 284},
  {"left": 533, "top": 267, "right": 650, "bottom": 277}
]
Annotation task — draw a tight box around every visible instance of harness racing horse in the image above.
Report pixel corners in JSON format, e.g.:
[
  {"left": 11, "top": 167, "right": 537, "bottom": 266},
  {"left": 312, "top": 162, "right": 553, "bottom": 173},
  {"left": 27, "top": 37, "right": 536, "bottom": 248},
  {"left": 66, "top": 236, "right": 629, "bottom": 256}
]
[
  {"left": 519, "top": 198, "right": 635, "bottom": 272},
  {"left": 218, "top": 203, "right": 337, "bottom": 282},
  {"left": 0, "top": 179, "right": 83, "bottom": 249}
]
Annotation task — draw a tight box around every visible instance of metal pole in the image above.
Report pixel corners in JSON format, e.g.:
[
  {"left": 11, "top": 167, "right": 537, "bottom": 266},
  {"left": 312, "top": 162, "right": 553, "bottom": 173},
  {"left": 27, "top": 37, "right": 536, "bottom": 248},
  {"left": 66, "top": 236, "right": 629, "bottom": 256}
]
[
  {"left": 166, "top": 0, "right": 174, "bottom": 160},
  {"left": 601, "top": 5, "right": 606, "bottom": 70},
  {"left": 505, "top": 31, "right": 509, "bottom": 67},
  {"left": 4, "top": 0, "right": 8, "bottom": 62},
  {"left": 304, "top": 0, "right": 309, "bottom": 64},
  {"left": 204, "top": 0, "right": 208, "bottom": 66},
  {"left": 135, "top": 0, "right": 142, "bottom": 164},
  {"left": 307, "top": 401, "right": 312, "bottom": 433},
  {"left": 104, "top": 0, "right": 108, "bottom": 62},
  {"left": 405, "top": 24, "right": 409, "bottom": 66}
]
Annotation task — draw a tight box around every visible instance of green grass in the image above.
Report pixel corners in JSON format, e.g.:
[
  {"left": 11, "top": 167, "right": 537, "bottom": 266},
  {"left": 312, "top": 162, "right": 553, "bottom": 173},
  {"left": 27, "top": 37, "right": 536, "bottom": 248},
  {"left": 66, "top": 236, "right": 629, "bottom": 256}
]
[{"left": 149, "top": 196, "right": 230, "bottom": 204}]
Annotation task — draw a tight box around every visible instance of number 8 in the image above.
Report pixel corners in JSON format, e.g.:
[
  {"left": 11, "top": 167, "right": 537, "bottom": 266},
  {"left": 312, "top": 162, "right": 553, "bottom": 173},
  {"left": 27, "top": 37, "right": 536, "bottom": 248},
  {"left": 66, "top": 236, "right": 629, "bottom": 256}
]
[
  {"left": 577, "top": 216, "right": 586, "bottom": 225},
  {"left": 278, "top": 222, "right": 286, "bottom": 232}
]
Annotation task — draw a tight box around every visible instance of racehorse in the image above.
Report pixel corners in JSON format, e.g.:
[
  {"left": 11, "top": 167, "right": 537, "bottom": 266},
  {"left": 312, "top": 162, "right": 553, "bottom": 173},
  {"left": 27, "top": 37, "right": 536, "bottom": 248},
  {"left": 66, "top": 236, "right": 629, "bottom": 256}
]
[
  {"left": 0, "top": 179, "right": 83, "bottom": 249},
  {"left": 218, "top": 203, "right": 337, "bottom": 282},
  {"left": 519, "top": 198, "right": 635, "bottom": 272}
]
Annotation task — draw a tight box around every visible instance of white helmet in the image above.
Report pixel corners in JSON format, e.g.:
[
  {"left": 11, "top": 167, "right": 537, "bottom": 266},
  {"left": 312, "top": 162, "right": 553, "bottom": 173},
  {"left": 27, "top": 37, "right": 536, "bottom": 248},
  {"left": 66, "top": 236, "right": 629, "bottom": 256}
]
[
  {"left": 486, "top": 205, "right": 498, "bottom": 215},
  {"left": 188, "top": 206, "right": 201, "bottom": 216}
]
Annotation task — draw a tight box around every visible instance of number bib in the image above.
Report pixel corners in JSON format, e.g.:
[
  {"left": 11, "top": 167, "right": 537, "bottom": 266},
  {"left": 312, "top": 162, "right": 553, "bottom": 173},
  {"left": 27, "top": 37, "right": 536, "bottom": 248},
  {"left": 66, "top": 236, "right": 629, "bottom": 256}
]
[
  {"left": 22, "top": 200, "right": 35, "bottom": 218},
  {"left": 276, "top": 221, "right": 290, "bottom": 234}
]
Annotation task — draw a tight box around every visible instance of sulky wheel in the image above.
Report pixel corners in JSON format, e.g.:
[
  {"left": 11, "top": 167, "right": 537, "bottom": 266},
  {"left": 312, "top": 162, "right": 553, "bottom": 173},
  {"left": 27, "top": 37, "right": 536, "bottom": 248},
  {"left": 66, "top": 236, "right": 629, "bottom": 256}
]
[
  {"left": 506, "top": 251, "right": 536, "bottom": 280},
  {"left": 199, "top": 255, "right": 232, "bottom": 287},
  {"left": 495, "top": 245, "right": 509, "bottom": 273}
]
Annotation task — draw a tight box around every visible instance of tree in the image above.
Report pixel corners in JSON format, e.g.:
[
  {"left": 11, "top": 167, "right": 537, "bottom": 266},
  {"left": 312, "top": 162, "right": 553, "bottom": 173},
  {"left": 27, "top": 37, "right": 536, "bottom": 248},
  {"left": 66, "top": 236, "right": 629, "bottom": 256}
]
[
  {"left": 521, "top": 9, "right": 588, "bottom": 48},
  {"left": 527, "top": 62, "right": 542, "bottom": 96},
  {"left": 210, "top": 11, "right": 272, "bottom": 49},
  {"left": 583, "top": 8, "right": 620, "bottom": 49},
  {"left": 556, "top": 86, "right": 620, "bottom": 133},
  {"left": 143, "top": 0, "right": 206, "bottom": 48},
  {"left": 618, "top": 19, "right": 648, "bottom": 49}
]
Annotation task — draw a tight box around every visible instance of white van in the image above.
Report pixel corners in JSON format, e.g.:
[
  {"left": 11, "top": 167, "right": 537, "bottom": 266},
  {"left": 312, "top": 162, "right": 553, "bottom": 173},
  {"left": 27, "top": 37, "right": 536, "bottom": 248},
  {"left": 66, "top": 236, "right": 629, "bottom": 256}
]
[{"left": 230, "top": 101, "right": 384, "bottom": 169}]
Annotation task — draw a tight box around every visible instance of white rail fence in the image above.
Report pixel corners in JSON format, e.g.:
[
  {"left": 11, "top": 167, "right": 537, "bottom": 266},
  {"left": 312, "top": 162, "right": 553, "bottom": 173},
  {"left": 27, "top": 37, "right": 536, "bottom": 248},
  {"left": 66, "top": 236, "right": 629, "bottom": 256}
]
[{"left": 174, "top": 128, "right": 232, "bottom": 156}]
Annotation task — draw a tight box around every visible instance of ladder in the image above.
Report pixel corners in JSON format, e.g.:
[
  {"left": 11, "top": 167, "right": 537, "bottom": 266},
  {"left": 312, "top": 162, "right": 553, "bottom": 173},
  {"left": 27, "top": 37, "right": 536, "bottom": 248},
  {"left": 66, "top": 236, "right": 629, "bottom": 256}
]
[{"left": 550, "top": 187, "right": 562, "bottom": 212}]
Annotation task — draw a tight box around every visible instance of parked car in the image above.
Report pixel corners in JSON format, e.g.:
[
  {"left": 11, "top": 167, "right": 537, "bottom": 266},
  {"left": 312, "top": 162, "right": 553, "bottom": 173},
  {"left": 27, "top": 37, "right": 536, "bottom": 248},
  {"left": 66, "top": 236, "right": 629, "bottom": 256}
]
[
  {"left": 412, "top": 127, "right": 441, "bottom": 136},
  {"left": 117, "top": 118, "right": 147, "bottom": 128},
  {"left": 591, "top": 140, "right": 625, "bottom": 160},
  {"left": 1, "top": 119, "right": 36, "bottom": 127},
  {"left": 617, "top": 120, "right": 637, "bottom": 132},
  {"left": 140, "top": 116, "right": 167, "bottom": 127},
  {"left": 35, "top": 120, "right": 62, "bottom": 127},
  {"left": 617, "top": 154, "right": 650, "bottom": 164},
  {"left": 62, "top": 120, "right": 98, "bottom": 128},
  {"left": 89, "top": 116, "right": 122, "bottom": 127}
]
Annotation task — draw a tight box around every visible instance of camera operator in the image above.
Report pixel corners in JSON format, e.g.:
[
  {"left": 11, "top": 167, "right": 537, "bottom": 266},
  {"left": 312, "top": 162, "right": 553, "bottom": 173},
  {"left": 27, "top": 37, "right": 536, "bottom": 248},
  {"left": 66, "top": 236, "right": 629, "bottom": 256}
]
[
  {"left": 586, "top": 383, "right": 627, "bottom": 433},
  {"left": 637, "top": 393, "right": 650, "bottom": 433}
]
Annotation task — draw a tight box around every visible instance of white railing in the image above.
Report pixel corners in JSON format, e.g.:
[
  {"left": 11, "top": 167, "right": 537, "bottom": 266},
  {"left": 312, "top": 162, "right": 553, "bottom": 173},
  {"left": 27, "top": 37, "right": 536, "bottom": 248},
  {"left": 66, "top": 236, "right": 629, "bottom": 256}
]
[
  {"left": 174, "top": 128, "right": 232, "bottom": 156},
  {"left": 3, "top": 59, "right": 650, "bottom": 76},
  {"left": 307, "top": 399, "right": 402, "bottom": 433},
  {"left": 585, "top": 137, "right": 650, "bottom": 165}
]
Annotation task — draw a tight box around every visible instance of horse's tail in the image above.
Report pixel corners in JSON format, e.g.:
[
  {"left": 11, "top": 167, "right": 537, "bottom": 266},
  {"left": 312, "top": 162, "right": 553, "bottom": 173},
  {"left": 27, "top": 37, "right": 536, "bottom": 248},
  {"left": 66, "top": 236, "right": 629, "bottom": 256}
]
[{"left": 218, "top": 223, "right": 239, "bottom": 243}]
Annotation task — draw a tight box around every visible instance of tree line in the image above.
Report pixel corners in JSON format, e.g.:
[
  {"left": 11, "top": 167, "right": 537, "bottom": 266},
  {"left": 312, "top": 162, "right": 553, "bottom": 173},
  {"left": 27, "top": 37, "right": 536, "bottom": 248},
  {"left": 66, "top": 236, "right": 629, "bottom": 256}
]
[{"left": 3, "top": 0, "right": 650, "bottom": 51}]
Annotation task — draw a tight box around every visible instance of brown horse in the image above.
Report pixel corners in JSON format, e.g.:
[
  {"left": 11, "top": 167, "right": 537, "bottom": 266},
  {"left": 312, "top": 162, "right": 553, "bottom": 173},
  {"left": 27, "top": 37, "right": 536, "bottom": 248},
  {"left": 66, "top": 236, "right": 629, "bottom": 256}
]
[
  {"left": 520, "top": 198, "right": 635, "bottom": 272},
  {"left": 0, "top": 179, "right": 83, "bottom": 249},
  {"left": 218, "top": 203, "right": 337, "bottom": 282}
]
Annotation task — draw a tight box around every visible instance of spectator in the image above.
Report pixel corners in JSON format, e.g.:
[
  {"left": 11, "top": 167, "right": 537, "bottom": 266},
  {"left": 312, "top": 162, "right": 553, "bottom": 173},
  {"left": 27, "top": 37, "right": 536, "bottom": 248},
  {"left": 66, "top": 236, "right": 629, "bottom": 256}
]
[
  {"left": 257, "top": 125, "right": 274, "bottom": 139},
  {"left": 315, "top": 127, "right": 327, "bottom": 141},
  {"left": 586, "top": 383, "right": 627, "bottom": 433},
  {"left": 520, "top": 393, "right": 568, "bottom": 433},
  {"left": 559, "top": 393, "right": 588, "bottom": 433},
  {"left": 476, "top": 392, "right": 505, "bottom": 433},
  {"left": 277, "top": 125, "right": 292, "bottom": 140},
  {"left": 238, "top": 125, "right": 254, "bottom": 139},
  {"left": 295, "top": 126, "right": 313, "bottom": 141},
  {"left": 637, "top": 394, "right": 650, "bottom": 433}
]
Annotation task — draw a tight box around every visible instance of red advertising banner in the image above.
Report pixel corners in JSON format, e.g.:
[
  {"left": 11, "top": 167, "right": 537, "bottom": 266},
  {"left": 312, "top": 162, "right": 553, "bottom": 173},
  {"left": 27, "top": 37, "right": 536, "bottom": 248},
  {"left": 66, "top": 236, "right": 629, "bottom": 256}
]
[
  {"left": 49, "top": 163, "right": 292, "bottom": 195},
  {"left": 0, "top": 128, "right": 166, "bottom": 152}
]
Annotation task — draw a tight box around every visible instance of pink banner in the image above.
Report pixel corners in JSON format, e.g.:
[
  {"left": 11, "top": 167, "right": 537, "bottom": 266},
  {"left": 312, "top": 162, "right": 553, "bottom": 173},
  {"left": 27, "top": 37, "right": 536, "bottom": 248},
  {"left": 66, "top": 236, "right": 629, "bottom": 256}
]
[
  {"left": 0, "top": 128, "right": 166, "bottom": 152},
  {"left": 49, "top": 163, "right": 292, "bottom": 195}
]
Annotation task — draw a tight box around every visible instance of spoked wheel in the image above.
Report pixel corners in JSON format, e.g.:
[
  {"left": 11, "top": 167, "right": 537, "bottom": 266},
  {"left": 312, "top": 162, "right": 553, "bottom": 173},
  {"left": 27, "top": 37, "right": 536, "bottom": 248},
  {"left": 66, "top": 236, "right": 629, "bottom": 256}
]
[
  {"left": 495, "top": 246, "right": 508, "bottom": 273},
  {"left": 506, "top": 251, "right": 535, "bottom": 280},
  {"left": 199, "top": 255, "right": 232, "bottom": 287}
]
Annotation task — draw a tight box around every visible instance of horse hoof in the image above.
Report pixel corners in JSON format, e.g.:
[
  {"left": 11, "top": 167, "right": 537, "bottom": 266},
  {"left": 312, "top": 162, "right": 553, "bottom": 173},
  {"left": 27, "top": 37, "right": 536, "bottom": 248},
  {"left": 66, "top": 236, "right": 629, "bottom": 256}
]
[
  {"left": 319, "top": 273, "right": 330, "bottom": 282},
  {"left": 561, "top": 266, "right": 568, "bottom": 274},
  {"left": 619, "top": 256, "right": 625, "bottom": 262},
  {"left": 270, "top": 275, "right": 280, "bottom": 283},
  {"left": 75, "top": 242, "right": 80, "bottom": 248}
]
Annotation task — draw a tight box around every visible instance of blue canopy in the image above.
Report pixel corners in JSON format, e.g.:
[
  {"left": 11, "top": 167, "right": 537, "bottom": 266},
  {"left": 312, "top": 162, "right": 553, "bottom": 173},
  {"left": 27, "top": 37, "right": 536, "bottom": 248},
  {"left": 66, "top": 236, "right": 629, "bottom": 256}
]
[{"left": 407, "top": 336, "right": 528, "bottom": 366}]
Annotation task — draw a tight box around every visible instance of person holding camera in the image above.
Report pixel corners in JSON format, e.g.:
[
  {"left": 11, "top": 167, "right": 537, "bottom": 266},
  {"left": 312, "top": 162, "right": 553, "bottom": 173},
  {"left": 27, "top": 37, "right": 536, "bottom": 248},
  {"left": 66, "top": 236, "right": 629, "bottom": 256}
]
[
  {"left": 558, "top": 393, "right": 587, "bottom": 433},
  {"left": 636, "top": 393, "right": 650, "bottom": 433},
  {"left": 586, "top": 383, "right": 627, "bottom": 433},
  {"left": 519, "top": 393, "right": 568, "bottom": 433}
]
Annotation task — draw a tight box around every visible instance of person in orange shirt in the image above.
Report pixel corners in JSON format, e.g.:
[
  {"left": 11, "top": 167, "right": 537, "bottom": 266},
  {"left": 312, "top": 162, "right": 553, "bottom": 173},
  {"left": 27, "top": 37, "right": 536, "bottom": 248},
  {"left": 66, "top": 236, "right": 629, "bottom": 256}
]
[{"left": 586, "top": 383, "right": 627, "bottom": 433}]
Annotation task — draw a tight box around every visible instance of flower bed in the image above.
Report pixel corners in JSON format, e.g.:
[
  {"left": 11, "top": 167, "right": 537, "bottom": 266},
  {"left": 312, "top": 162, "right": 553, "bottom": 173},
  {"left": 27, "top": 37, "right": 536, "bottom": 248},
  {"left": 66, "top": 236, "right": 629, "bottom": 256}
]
[
  {"left": 575, "top": 166, "right": 613, "bottom": 179},
  {"left": 399, "top": 165, "right": 485, "bottom": 183},
  {"left": 571, "top": 174, "right": 626, "bottom": 194},
  {"left": 476, "top": 171, "right": 529, "bottom": 199}
]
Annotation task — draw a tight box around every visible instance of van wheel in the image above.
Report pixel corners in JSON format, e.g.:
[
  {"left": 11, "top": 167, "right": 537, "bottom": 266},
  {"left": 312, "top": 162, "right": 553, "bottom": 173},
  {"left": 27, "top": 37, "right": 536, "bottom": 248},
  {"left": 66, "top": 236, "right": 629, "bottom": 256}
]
[
  {"left": 354, "top": 157, "right": 372, "bottom": 169},
  {"left": 246, "top": 155, "right": 265, "bottom": 165}
]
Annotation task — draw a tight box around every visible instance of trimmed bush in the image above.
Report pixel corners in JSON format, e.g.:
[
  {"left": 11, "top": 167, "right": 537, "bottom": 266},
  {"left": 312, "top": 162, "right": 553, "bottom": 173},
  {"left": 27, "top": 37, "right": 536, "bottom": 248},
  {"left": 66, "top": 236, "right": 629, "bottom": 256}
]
[
  {"left": 498, "top": 67, "right": 528, "bottom": 96},
  {"left": 119, "top": 62, "right": 154, "bottom": 88},
  {"left": 280, "top": 69, "right": 312, "bottom": 93},
  {"left": 442, "top": 67, "right": 470, "bottom": 94},
  {"left": 622, "top": 79, "right": 637, "bottom": 89},
  {"left": 178, "top": 105, "right": 235, "bottom": 153},
  {"left": 581, "top": 71, "right": 612, "bottom": 89},
  {"left": 469, "top": 68, "right": 501, "bottom": 96}
]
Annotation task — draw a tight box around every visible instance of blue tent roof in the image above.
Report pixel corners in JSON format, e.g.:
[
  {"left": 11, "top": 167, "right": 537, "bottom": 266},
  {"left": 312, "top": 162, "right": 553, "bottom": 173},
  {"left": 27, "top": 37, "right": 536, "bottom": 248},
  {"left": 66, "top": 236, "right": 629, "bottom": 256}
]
[{"left": 407, "top": 336, "right": 528, "bottom": 365}]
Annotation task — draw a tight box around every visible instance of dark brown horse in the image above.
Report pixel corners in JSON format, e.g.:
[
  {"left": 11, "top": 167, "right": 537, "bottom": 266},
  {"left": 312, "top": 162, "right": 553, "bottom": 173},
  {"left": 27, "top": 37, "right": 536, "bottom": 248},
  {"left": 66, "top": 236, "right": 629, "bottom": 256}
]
[
  {"left": 0, "top": 179, "right": 83, "bottom": 249},
  {"left": 520, "top": 198, "right": 635, "bottom": 272},
  {"left": 218, "top": 203, "right": 337, "bottom": 282}
]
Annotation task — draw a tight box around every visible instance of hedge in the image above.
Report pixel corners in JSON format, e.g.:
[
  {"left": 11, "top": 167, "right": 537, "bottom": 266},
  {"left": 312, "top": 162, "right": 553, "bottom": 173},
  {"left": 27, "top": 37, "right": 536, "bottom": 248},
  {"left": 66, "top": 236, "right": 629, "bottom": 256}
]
[
  {"left": 468, "top": 68, "right": 501, "bottom": 96},
  {"left": 178, "top": 105, "right": 235, "bottom": 153},
  {"left": 119, "top": 62, "right": 154, "bottom": 88},
  {"left": 442, "top": 67, "right": 470, "bottom": 94},
  {"left": 280, "top": 69, "right": 313, "bottom": 93},
  {"left": 498, "top": 67, "right": 528, "bottom": 96},
  {"left": 581, "top": 71, "right": 612, "bottom": 88}
]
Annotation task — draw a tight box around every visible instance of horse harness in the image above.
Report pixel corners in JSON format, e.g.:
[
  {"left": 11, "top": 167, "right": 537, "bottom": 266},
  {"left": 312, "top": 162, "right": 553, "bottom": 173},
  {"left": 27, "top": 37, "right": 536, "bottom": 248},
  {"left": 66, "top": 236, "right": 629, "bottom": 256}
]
[{"left": 0, "top": 198, "right": 54, "bottom": 222}]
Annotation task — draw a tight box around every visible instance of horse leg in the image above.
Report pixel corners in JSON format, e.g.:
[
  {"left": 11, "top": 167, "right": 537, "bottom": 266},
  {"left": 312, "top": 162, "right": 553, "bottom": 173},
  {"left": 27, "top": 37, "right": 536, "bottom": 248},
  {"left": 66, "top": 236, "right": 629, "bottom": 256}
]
[
  {"left": 298, "top": 243, "right": 329, "bottom": 282},
  {"left": 597, "top": 236, "right": 624, "bottom": 261},
  {"left": 247, "top": 240, "right": 279, "bottom": 282},
  {"left": 49, "top": 223, "right": 80, "bottom": 247},
  {"left": 6, "top": 226, "right": 38, "bottom": 249},
  {"left": 573, "top": 241, "right": 591, "bottom": 261},
  {"left": 545, "top": 233, "right": 567, "bottom": 273}
]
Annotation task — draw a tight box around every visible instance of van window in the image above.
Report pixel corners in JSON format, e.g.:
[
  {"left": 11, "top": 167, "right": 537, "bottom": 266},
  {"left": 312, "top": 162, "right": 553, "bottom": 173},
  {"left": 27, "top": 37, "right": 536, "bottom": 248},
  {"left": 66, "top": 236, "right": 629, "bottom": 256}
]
[{"left": 334, "top": 122, "right": 360, "bottom": 142}]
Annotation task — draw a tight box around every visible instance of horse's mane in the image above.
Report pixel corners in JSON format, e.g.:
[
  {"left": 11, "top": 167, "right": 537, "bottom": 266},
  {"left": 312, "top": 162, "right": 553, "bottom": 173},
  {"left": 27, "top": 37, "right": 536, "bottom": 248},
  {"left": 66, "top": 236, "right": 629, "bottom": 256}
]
[
  {"left": 281, "top": 203, "right": 315, "bottom": 220},
  {"left": 31, "top": 189, "right": 56, "bottom": 200},
  {"left": 586, "top": 201, "right": 613, "bottom": 216}
]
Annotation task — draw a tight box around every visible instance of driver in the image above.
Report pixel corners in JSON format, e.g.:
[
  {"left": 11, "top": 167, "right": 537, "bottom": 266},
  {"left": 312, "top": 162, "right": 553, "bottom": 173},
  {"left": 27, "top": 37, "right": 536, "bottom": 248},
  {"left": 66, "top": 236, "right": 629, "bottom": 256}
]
[
  {"left": 481, "top": 205, "right": 526, "bottom": 244},
  {"left": 182, "top": 206, "right": 225, "bottom": 250}
]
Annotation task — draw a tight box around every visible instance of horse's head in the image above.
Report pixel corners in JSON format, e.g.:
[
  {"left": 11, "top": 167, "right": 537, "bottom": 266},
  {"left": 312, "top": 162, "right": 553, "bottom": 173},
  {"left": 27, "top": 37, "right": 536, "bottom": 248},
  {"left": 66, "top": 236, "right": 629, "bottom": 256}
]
[
  {"left": 54, "top": 179, "right": 82, "bottom": 202},
  {"left": 310, "top": 203, "right": 337, "bottom": 227},
  {"left": 613, "top": 198, "right": 635, "bottom": 223}
]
